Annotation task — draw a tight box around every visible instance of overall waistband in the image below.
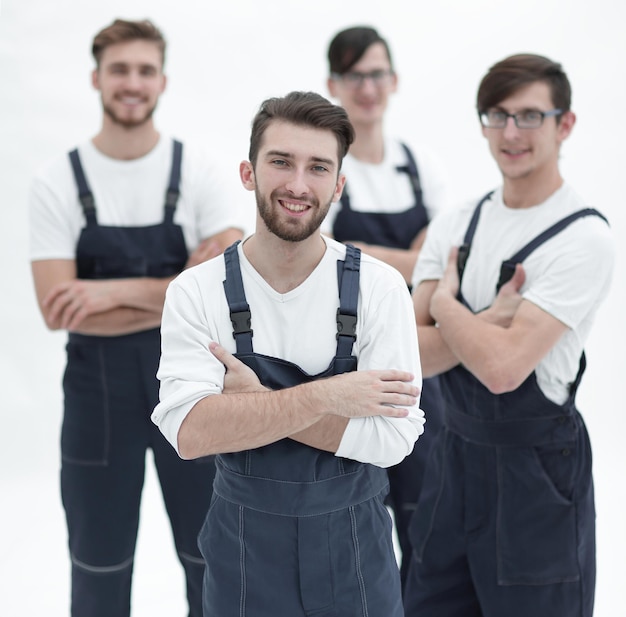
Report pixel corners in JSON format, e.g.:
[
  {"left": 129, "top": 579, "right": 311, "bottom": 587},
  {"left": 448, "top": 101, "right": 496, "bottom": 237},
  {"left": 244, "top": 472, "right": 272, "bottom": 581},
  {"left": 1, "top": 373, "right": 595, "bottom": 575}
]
[
  {"left": 213, "top": 457, "right": 388, "bottom": 517},
  {"left": 68, "top": 328, "right": 160, "bottom": 346},
  {"left": 444, "top": 407, "right": 579, "bottom": 447}
]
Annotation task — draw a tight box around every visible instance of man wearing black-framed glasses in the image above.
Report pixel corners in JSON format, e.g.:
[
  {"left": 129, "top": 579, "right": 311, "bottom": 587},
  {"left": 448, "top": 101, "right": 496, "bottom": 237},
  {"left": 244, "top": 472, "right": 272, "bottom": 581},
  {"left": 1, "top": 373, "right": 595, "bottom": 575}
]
[{"left": 405, "top": 53, "right": 615, "bottom": 617}]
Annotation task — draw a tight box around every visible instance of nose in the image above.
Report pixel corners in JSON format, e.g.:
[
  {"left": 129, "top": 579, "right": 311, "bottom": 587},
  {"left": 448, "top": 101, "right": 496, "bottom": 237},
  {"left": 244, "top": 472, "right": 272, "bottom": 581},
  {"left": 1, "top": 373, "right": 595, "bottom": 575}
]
[
  {"left": 123, "top": 70, "right": 143, "bottom": 91},
  {"left": 284, "top": 168, "right": 309, "bottom": 196},
  {"left": 357, "top": 76, "right": 378, "bottom": 95},
  {"left": 502, "top": 116, "right": 521, "bottom": 139}
]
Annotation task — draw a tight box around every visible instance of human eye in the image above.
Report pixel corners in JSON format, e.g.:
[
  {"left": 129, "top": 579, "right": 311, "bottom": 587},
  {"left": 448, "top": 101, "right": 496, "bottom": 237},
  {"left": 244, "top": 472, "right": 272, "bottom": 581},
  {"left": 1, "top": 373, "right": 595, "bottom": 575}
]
[
  {"left": 109, "top": 64, "right": 127, "bottom": 75},
  {"left": 370, "top": 70, "right": 387, "bottom": 82},
  {"left": 488, "top": 110, "right": 506, "bottom": 123},
  {"left": 520, "top": 110, "right": 542, "bottom": 123},
  {"left": 344, "top": 72, "right": 363, "bottom": 84},
  {"left": 140, "top": 66, "right": 158, "bottom": 77}
]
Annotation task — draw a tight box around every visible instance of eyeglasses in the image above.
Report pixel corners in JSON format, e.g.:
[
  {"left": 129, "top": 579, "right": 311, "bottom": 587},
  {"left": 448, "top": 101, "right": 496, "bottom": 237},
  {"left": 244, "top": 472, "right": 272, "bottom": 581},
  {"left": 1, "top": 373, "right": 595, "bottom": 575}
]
[
  {"left": 479, "top": 108, "right": 563, "bottom": 129},
  {"left": 331, "top": 69, "right": 394, "bottom": 89}
]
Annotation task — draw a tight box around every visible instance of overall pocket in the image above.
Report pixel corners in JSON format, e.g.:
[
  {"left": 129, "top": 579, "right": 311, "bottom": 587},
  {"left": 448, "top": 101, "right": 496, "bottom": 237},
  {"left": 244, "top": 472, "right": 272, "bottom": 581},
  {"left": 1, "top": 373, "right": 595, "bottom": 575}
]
[{"left": 496, "top": 445, "right": 581, "bottom": 585}]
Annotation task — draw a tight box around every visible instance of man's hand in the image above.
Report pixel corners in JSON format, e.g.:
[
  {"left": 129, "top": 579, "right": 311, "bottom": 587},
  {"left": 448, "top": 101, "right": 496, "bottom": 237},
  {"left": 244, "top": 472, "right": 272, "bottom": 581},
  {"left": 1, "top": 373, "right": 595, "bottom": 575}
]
[
  {"left": 43, "top": 279, "right": 118, "bottom": 330},
  {"left": 186, "top": 239, "right": 221, "bottom": 269},
  {"left": 320, "top": 370, "right": 419, "bottom": 419},
  {"left": 430, "top": 246, "right": 460, "bottom": 319},
  {"left": 210, "top": 342, "right": 268, "bottom": 394},
  {"left": 210, "top": 342, "right": 418, "bottom": 419},
  {"left": 480, "top": 264, "right": 526, "bottom": 327}
]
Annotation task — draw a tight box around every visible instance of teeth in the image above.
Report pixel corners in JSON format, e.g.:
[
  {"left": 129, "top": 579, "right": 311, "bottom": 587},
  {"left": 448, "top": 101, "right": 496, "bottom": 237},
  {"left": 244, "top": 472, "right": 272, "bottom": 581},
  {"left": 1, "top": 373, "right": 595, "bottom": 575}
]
[{"left": 283, "top": 202, "right": 308, "bottom": 212}]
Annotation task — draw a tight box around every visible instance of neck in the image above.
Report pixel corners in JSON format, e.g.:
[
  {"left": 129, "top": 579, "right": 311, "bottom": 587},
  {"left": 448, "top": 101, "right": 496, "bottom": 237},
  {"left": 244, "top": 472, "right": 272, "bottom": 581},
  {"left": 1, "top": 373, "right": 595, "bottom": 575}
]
[
  {"left": 92, "top": 117, "right": 160, "bottom": 160},
  {"left": 349, "top": 121, "right": 385, "bottom": 164},
  {"left": 502, "top": 165, "right": 564, "bottom": 209},
  {"left": 243, "top": 230, "right": 327, "bottom": 294}
]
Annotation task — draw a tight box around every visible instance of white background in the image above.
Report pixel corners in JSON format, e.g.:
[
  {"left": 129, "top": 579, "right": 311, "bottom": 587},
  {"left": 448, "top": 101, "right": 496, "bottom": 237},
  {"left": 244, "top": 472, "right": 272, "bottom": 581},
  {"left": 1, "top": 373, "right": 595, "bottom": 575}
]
[{"left": 1, "top": 0, "right": 624, "bottom": 614}]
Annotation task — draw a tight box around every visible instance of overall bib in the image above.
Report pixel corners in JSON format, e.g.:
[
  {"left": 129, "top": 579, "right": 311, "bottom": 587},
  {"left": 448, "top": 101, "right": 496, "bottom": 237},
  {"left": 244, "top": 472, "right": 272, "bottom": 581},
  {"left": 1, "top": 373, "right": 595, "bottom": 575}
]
[
  {"left": 404, "top": 196, "right": 607, "bottom": 617},
  {"left": 333, "top": 143, "right": 444, "bottom": 588},
  {"left": 198, "top": 243, "right": 403, "bottom": 616},
  {"left": 62, "top": 140, "right": 214, "bottom": 617}
]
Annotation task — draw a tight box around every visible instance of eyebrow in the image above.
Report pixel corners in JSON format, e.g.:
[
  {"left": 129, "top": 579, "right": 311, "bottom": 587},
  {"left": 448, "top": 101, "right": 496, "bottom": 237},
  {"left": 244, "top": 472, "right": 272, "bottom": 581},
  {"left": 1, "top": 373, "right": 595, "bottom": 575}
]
[{"left": 265, "top": 149, "right": 336, "bottom": 168}]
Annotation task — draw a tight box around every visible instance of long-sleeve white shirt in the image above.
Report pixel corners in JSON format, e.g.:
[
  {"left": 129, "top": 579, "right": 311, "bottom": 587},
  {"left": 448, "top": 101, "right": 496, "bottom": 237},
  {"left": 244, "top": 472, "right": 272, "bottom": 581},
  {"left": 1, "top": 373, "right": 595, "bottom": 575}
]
[{"left": 152, "top": 236, "right": 425, "bottom": 468}]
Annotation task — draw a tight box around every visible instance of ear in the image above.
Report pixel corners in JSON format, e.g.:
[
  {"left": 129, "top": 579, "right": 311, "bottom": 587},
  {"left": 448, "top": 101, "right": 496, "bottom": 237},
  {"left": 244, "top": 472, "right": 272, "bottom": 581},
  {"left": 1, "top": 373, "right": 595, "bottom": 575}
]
[
  {"left": 331, "top": 173, "right": 346, "bottom": 203},
  {"left": 240, "top": 161, "right": 256, "bottom": 191},
  {"left": 557, "top": 110, "right": 576, "bottom": 142},
  {"left": 327, "top": 76, "right": 339, "bottom": 99},
  {"left": 389, "top": 71, "right": 398, "bottom": 94},
  {"left": 91, "top": 69, "right": 100, "bottom": 91},
  {"left": 160, "top": 73, "right": 167, "bottom": 94}
]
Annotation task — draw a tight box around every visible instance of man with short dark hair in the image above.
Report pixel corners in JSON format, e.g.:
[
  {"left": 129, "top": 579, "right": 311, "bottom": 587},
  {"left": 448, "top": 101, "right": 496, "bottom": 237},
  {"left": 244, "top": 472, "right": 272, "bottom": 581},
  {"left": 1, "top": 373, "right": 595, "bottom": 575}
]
[
  {"left": 29, "top": 18, "right": 243, "bottom": 617},
  {"left": 404, "top": 53, "right": 614, "bottom": 617},
  {"left": 152, "top": 90, "right": 425, "bottom": 616}
]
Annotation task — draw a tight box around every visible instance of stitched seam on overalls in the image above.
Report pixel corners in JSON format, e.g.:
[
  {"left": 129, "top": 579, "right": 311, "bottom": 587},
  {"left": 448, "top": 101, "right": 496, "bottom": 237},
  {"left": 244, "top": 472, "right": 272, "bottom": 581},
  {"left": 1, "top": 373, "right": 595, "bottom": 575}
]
[
  {"left": 71, "top": 554, "right": 133, "bottom": 573},
  {"left": 239, "top": 505, "right": 247, "bottom": 617},
  {"left": 178, "top": 550, "right": 205, "bottom": 566},
  {"left": 349, "top": 505, "right": 369, "bottom": 617},
  {"left": 98, "top": 343, "right": 111, "bottom": 465}
]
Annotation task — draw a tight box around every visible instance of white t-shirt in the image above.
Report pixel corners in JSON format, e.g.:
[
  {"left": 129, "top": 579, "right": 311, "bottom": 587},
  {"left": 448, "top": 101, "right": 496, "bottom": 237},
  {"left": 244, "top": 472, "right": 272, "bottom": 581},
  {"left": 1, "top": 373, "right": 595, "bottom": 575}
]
[
  {"left": 321, "top": 138, "right": 450, "bottom": 235},
  {"left": 152, "top": 236, "right": 425, "bottom": 468},
  {"left": 28, "top": 136, "right": 245, "bottom": 260},
  {"left": 412, "top": 183, "right": 615, "bottom": 404}
]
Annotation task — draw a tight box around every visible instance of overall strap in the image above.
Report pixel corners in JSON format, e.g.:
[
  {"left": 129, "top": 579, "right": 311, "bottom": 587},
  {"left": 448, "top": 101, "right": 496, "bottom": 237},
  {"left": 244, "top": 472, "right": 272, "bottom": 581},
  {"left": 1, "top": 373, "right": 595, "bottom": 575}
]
[
  {"left": 68, "top": 149, "right": 97, "bottom": 224},
  {"left": 164, "top": 139, "right": 183, "bottom": 224},
  {"left": 222, "top": 242, "right": 362, "bottom": 357},
  {"left": 457, "top": 191, "right": 494, "bottom": 283},
  {"left": 497, "top": 208, "right": 609, "bottom": 291},
  {"left": 396, "top": 143, "right": 423, "bottom": 207},
  {"left": 335, "top": 244, "right": 361, "bottom": 357},
  {"left": 222, "top": 241, "right": 253, "bottom": 354}
]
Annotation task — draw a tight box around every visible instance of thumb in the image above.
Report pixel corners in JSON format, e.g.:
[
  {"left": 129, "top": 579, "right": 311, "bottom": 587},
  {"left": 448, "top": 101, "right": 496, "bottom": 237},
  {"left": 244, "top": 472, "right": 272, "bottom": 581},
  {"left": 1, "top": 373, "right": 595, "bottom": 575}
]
[
  {"left": 209, "top": 341, "right": 237, "bottom": 370},
  {"left": 507, "top": 263, "right": 526, "bottom": 291}
]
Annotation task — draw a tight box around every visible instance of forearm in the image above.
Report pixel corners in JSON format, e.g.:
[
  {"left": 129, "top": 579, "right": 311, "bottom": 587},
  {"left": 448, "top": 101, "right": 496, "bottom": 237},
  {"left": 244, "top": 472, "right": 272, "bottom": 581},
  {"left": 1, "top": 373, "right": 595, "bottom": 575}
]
[
  {"left": 178, "top": 384, "right": 325, "bottom": 459},
  {"left": 108, "top": 277, "right": 173, "bottom": 312},
  {"left": 433, "top": 291, "right": 532, "bottom": 393},
  {"left": 70, "top": 307, "right": 162, "bottom": 336},
  {"left": 419, "top": 305, "right": 521, "bottom": 378},
  {"left": 417, "top": 324, "right": 460, "bottom": 377},
  {"left": 289, "top": 415, "right": 349, "bottom": 452}
]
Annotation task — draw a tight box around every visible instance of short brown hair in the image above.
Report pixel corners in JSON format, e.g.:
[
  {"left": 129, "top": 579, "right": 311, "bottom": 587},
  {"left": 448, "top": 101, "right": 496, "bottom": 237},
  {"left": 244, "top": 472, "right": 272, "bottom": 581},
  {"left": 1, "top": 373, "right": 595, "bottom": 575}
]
[
  {"left": 327, "top": 26, "right": 394, "bottom": 75},
  {"left": 91, "top": 19, "right": 166, "bottom": 68},
  {"left": 477, "top": 53, "right": 571, "bottom": 117},
  {"left": 248, "top": 91, "right": 354, "bottom": 169}
]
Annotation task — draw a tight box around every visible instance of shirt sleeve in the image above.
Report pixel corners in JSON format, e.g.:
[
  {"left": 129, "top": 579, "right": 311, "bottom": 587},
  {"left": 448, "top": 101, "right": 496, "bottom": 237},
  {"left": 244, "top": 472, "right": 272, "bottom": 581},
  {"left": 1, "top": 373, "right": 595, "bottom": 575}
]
[
  {"left": 522, "top": 216, "right": 615, "bottom": 329},
  {"left": 151, "top": 271, "right": 224, "bottom": 453},
  {"left": 28, "top": 167, "right": 83, "bottom": 261},
  {"left": 335, "top": 269, "right": 425, "bottom": 467}
]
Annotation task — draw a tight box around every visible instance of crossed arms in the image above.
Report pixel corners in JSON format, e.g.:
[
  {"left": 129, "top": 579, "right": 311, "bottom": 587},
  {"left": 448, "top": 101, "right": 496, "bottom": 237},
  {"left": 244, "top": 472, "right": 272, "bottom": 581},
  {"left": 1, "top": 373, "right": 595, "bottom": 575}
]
[
  {"left": 31, "top": 228, "right": 242, "bottom": 336},
  {"left": 413, "top": 247, "right": 568, "bottom": 394},
  {"left": 176, "top": 342, "right": 419, "bottom": 460}
]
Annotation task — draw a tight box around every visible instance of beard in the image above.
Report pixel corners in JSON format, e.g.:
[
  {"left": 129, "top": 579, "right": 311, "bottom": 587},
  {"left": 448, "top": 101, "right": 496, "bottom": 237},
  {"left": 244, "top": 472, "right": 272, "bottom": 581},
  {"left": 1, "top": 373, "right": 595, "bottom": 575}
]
[
  {"left": 102, "top": 97, "right": 158, "bottom": 129},
  {"left": 256, "top": 188, "right": 332, "bottom": 242}
]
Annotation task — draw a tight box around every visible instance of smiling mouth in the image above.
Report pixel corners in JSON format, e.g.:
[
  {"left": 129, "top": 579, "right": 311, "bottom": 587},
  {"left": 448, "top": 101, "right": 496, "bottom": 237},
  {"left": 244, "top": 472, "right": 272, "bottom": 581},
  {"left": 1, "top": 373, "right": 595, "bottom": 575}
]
[
  {"left": 117, "top": 95, "right": 145, "bottom": 106},
  {"left": 279, "top": 200, "right": 311, "bottom": 213},
  {"left": 502, "top": 147, "right": 530, "bottom": 156}
]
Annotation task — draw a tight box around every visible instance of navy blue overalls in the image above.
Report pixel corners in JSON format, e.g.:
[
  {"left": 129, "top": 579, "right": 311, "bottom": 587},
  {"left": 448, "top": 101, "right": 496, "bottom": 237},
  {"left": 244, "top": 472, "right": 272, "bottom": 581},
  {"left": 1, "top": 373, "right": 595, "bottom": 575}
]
[
  {"left": 404, "top": 194, "right": 607, "bottom": 617},
  {"left": 62, "top": 140, "right": 215, "bottom": 617},
  {"left": 333, "top": 143, "right": 444, "bottom": 588},
  {"left": 197, "top": 242, "right": 403, "bottom": 616}
]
